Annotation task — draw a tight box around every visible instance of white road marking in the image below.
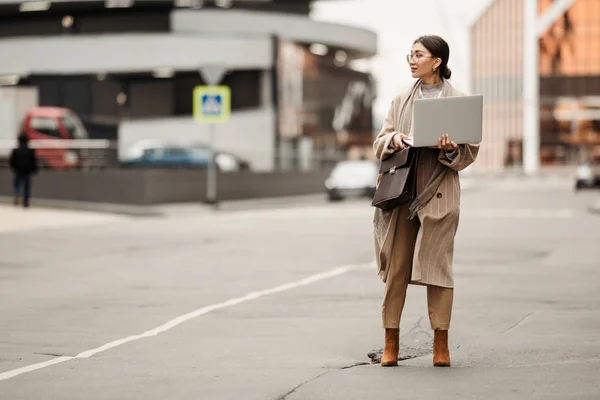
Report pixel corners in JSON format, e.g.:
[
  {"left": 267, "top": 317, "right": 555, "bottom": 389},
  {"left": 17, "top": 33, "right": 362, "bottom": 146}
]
[
  {"left": 0, "top": 262, "right": 373, "bottom": 382},
  {"left": 0, "top": 357, "right": 72, "bottom": 381},
  {"left": 462, "top": 208, "right": 575, "bottom": 219},
  {"left": 220, "top": 206, "right": 576, "bottom": 220},
  {"left": 506, "top": 357, "right": 600, "bottom": 368}
]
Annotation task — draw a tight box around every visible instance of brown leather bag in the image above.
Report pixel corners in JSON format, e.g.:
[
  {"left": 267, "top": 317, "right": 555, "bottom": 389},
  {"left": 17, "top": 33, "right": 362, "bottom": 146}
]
[{"left": 371, "top": 146, "right": 420, "bottom": 211}]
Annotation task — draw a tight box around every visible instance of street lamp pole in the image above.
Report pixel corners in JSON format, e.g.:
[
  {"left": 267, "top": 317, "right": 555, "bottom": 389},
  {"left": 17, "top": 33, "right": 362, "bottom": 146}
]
[
  {"left": 523, "top": 0, "right": 576, "bottom": 175},
  {"left": 523, "top": 0, "right": 540, "bottom": 176}
]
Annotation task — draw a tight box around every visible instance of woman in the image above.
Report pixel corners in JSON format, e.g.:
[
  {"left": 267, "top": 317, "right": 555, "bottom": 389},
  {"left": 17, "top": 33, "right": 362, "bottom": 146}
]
[{"left": 373, "top": 35, "right": 479, "bottom": 367}]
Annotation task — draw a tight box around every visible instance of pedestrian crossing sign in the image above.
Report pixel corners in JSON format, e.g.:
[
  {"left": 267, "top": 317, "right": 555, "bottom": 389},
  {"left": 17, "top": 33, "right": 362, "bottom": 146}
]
[{"left": 193, "top": 86, "right": 231, "bottom": 123}]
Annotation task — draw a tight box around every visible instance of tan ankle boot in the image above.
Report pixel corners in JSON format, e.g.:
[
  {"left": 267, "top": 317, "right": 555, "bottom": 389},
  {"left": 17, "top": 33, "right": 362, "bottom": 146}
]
[
  {"left": 381, "top": 328, "right": 399, "bottom": 367},
  {"left": 433, "top": 330, "right": 450, "bottom": 367}
]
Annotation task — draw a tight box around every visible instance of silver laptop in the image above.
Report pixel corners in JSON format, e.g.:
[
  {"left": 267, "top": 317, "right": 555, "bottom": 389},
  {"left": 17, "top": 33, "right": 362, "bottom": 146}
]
[{"left": 409, "top": 95, "right": 483, "bottom": 148}]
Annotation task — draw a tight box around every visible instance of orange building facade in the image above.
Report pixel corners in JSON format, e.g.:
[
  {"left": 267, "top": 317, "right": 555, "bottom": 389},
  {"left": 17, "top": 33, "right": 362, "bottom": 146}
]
[{"left": 470, "top": 0, "right": 600, "bottom": 172}]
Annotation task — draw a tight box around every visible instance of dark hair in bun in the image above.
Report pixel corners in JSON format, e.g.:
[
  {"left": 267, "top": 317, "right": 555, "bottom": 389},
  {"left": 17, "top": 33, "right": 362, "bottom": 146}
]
[
  {"left": 414, "top": 35, "right": 452, "bottom": 80},
  {"left": 442, "top": 67, "right": 452, "bottom": 80}
]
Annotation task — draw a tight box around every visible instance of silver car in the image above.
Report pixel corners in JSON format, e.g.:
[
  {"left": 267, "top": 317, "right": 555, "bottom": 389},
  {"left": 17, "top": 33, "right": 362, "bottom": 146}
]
[{"left": 325, "top": 160, "right": 379, "bottom": 201}]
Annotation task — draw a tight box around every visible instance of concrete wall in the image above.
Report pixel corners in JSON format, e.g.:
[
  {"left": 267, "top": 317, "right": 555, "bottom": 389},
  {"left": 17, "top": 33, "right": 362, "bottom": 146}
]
[
  {"left": 0, "top": 169, "right": 330, "bottom": 205},
  {"left": 0, "top": 34, "right": 272, "bottom": 75},
  {"left": 172, "top": 9, "right": 377, "bottom": 59},
  {"left": 0, "top": 87, "right": 38, "bottom": 157}
]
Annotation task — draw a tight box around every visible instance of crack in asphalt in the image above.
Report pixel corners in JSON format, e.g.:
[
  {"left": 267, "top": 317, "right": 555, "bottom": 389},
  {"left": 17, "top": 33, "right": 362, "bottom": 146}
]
[
  {"left": 502, "top": 311, "right": 536, "bottom": 335},
  {"left": 340, "top": 362, "right": 370, "bottom": 370},
  {"left": 276, "top": 361, "right": 370, "bottom": 399},
  {"left": 33, "top": 352, "right": 68, "bottom": 357},
  {"left": 275, "top": 371, "right": 331, "bottom": 400},
  {"left": 405, "top": 316, "right": 425, "bottom": 337}
]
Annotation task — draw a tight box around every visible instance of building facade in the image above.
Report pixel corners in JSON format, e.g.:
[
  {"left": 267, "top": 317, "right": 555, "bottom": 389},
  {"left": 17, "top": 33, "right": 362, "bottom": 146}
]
[
  {"left": 0, "top": 0, "right": 377, "bottom": 171},
  {"left": 470, "top": 0, "right": 600, "bottom": 172}
]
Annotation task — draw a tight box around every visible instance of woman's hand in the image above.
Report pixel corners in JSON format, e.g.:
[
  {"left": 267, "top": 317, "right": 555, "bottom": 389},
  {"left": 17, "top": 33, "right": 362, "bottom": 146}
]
[
  {"left": 430, "top": 134, "right": 458, "bottom": 151},
  {"left": 392, "top": 133, "right": 409, "bottom": 150}
]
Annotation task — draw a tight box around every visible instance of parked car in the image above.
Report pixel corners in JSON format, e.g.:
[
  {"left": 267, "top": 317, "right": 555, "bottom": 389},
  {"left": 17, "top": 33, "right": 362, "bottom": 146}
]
[
  {"left": 121, "top": 141, "right": 250, "bottom": 171},
  {"left": 197, "top": 145, "right": 251, "bottom": 172},
  {"left": 20, "top": 107, "right": 90, "bottom": 170},
  {"left": 325, "top": 159, "right": 378, "bottom": 201},
  {"left": 575, "top": 162, "right": 600, "bottom": 190}
]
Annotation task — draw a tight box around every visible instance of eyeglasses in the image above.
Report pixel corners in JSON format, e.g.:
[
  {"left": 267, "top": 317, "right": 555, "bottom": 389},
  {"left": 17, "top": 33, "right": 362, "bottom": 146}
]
[{"left": 406, "top": 53, "right": 435, "bottom": 63}]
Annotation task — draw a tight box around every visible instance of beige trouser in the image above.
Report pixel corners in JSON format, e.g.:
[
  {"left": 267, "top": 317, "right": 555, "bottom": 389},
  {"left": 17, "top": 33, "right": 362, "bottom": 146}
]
[{"left": 381, "top": 204, "right": 453, "bottom": 331}]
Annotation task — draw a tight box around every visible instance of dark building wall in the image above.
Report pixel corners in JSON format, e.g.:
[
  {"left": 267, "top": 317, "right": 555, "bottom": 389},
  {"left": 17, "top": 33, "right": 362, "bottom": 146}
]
[
  {"left": 0, "top": 10, "right": 171, "bottom": 37},
  {"left": 0, "top": 0, "right": 313, "bottom": 38},
  {"left": 540, "top": 76, "right": 600, "bottom": 97},
  {"left": 20, "top": 70, "right": 263, "bottom": 140}
]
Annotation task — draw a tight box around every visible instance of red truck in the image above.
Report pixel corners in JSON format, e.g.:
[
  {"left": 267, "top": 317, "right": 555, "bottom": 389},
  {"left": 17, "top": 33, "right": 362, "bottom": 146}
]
[{"left": 19, "top": 107, "right": 90, "bottom": 170}]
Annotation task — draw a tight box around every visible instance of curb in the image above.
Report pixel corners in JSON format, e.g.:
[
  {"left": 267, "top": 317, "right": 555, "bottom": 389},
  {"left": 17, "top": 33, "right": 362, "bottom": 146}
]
[
  {"left": 0, "top": 196, "right": 164, "bottom": 217},
  {"left": 0, "top": 193, "right": 328, "bottom": 218}
]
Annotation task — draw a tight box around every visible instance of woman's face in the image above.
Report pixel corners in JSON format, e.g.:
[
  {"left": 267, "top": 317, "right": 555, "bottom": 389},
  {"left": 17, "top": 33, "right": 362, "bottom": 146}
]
[{"left": 408, "top": 42, "right": 441, "bottom": 79}]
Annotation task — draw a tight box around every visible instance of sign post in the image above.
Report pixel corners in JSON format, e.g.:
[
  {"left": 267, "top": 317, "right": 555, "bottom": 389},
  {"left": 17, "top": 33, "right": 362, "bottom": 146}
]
[{"left": 194, "top": 66, "right": 229, "bottom": 205}]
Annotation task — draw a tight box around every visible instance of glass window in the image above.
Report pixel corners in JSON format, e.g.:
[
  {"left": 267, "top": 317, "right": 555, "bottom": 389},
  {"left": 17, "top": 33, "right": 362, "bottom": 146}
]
[
  {"left": 61, "top": 112, "right": 89, "bottom": 139},
  {"left": 30, "top": 117, "right": 61, "bottom": 138},
  {"left": 142, "top": 148, "right": 161, "bottom": 159}
]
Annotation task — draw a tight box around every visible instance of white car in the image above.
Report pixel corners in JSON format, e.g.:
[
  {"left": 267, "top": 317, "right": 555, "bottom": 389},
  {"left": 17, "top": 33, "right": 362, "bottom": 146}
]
[
  {"left": 325, "top": 160, "right": 379, "bottom": 201},
  {"left": 575, "top": 163, "right": 600, "bottom": 190}
]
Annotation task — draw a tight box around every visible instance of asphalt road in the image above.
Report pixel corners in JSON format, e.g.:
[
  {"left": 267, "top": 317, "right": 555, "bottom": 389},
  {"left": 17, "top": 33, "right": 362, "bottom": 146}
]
[{"left": 0, "top": 175, "right": 599, "bottom": 400}]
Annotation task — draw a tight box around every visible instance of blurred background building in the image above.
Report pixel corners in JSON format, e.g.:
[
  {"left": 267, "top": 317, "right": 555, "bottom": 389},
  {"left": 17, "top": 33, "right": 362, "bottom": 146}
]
[
  {"left": 471, "top": 0, "right": 600, "bottom": 172},
  {"left": 2, "top": 0, "right": 599, "bottom": 206},
  {"left": 0, "top": 0, "right": 377, "bottom": 172}
]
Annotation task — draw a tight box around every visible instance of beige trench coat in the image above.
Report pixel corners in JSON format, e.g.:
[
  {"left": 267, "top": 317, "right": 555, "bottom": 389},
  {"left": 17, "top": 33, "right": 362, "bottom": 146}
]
[{"left": 373, "top": 81, "right": 479, "bottom": 288}]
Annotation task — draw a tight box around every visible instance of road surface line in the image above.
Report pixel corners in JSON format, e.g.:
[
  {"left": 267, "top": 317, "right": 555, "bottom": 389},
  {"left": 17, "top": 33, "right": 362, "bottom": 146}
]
[
  {"left": 506, "top": 357, "right": 600, "bottom": 368},
  {"left": 0, "top": 357, "right": 74, "bottom": 381},
  {"left": 463, "top": 208, "right": 574, "bottom": 219},
  {"left": 0, "top": 262, "right": 373, "bottom": 382}
]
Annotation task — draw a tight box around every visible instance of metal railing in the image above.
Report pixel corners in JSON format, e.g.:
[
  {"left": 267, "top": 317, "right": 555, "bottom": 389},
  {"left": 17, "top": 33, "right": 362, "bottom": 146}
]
[
  {"left": 0, "top": 139, "right": 363, "bottom": 172},
  {"left": 0, "top": 139, "right": 119, "bottom": 170}
]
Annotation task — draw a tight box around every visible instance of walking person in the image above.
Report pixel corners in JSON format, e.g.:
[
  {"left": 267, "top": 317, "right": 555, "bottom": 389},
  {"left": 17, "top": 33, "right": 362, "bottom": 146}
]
[
  {"left": 9, "top": 134, "right": 39, "bottom": 208},
  {"left": 372, "top": 35, "right": 480, "bottom": 367}
]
